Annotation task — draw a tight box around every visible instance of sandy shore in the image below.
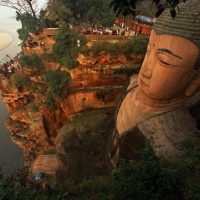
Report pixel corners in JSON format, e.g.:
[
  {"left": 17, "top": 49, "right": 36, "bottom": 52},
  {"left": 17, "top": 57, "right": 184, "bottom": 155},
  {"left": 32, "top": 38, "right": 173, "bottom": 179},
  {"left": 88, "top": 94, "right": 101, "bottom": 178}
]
[
  {"left": 0, "top": 31, "right": 14, "bottom": 51},
  {"left": 0, "top": 31, "right": 21, "bottom": 63}
]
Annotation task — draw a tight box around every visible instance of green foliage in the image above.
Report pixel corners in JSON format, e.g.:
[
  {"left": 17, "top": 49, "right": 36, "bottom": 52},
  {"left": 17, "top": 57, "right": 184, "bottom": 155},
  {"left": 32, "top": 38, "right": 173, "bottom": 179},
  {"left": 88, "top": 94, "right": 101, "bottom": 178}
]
[
  {"left": 108, "top": 42, "right": 123, "bottom": 55},
  {"left": 64, "top": 177, "right": 114, "bottom": 200},
  {"left": 109, "top": 0, "right": 184, "bottom": 18},
  {"left": 30, "top": 102, "right": 39, "bottom": 112},
  {"left": 84, "top": 37, "right": 148, "bottom": 59},
  {"left": 0, "top": 170, "right": 112, "bottom": 200},
  {"left": 123, "top": 36, "right": 148, "bottom": 58},
  {"left": 180, "top": 130, "right": 200, "bottom": 200},
  {"left": 38, "top": 87, "right": 46, "bottom": 95},
  {"left": 111, "top": 142, "right": 184, "bottom": 200},
  {"left": 112, "top": 66, "right": 140, "bottom": 76},
  {"left": 46, "top": 91, "right": 56, "bottom": 111},
  {"left": 16, "top": 12, "right": 44, "bottom": 41},
  {"left": 38, "top": 36, "right": 46, "bottom": 41},
  {"left": 1, "top": 135, "right": 200, "bottom": 199},
  {"left": 79, "top": 45, "right": 90, "bottom": 55},
  {"left": 86, "top": 0, "right": 116, "bottom": 27},
  {"left": 53, "top": 24, "right": 87, "bottom": 69},
  {"left": 89, "top": 40, "right": 122, "bottom": 57},
  {"left": 6, "top": 73, "right": 31, "bottom": 92},
  {"left": 61, "top": 0, "right": 115, "bottom": 26},
  {"left": 59, "top": 5, "right": 74, "bottom": 23},
  {"left": 40, "top": 53, "right": 57, "bottom": 63},
  {"left": 0, "top": 167, "right": 65, "bottom": 200},
  {"left": 20, "top": 54, "right": 44, "bottom": 71},
  {"left": 90, "top": 41, "right": 110, "bottom": 56},
  {"left": 13, "top": 75, "right": 30, "bottom": 88},
  {"left": 44, "top": 70, "right": 71, "bottom": 98}
]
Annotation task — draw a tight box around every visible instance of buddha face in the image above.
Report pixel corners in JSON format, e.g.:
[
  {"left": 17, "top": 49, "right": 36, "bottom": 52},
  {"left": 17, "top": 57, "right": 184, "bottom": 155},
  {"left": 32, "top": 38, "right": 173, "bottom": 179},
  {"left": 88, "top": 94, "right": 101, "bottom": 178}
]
[{"left": 138, "top": 30, "right": 199, "bottom": 100}]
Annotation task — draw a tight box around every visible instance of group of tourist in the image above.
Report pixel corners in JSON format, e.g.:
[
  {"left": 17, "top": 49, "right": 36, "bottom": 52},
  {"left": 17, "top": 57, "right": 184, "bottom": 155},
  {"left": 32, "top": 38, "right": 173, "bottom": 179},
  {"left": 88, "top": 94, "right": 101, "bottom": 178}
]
[
  {"left": 23, "top": 37, "right": 45, "bottom": 50},
  {"left": 78, "top": 26, "right": 130, "bottom": 36},
  {"left": 0, "top": 57, "right": 21, "bottom": 78}
]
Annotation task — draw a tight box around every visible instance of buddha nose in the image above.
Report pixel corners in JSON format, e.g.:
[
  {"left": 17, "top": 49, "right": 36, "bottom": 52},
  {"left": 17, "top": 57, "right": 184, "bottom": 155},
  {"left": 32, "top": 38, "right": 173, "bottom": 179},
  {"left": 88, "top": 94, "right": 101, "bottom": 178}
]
[
  {"left": 140, "top": 52, "right": 155, "bottom": 78},
  {"left": 142, "top": 68, "right": 152, "bottom": 78}
]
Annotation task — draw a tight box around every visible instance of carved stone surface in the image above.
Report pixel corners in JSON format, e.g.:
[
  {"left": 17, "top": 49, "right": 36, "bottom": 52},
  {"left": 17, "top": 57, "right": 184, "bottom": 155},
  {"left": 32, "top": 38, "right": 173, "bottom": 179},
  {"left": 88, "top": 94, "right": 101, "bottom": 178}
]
[{"left": 115, "top": 1, "right": 200, "bottom": 161}]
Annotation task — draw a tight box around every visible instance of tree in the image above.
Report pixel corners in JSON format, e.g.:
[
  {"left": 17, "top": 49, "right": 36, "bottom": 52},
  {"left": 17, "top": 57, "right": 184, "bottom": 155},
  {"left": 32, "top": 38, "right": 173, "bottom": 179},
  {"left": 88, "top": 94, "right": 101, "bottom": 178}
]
[
  {"left": 86, "top": 0, "right": 115, "bottom": 27},
  {"left": 109, "top": 0, "right": 138, "bottom": 17},
  {"left": 137, "top": 0, "right": 157, "bottom": 18},
  {"left": 109, "top": 0, "right": 188, "bottom": 18},
  {"left": 20, "top": 54, "right": 44, "bottom": 71},
  {"left": 16, "top": 11, "right": 44, "bottom": 40},
  {"left": 40, "top": 0, "right": 74, "bottom": 27},
  {"left": 112, "top": 142, "right": 185, "bottom": 200},
  {"left": 44, "top": 70, "right": 71, "bottom": 98},
  {"left": 0, "top": 0, "right": 44, "bottom": 40},
  {"left": 61, "top": 0, "right": 80, "bottom": 20},
  {"left": 61, "top": 0, "right": 115, "bottom": 26},
  {"left": 53, "top": 24, "right": 87, "bottom": 69}
]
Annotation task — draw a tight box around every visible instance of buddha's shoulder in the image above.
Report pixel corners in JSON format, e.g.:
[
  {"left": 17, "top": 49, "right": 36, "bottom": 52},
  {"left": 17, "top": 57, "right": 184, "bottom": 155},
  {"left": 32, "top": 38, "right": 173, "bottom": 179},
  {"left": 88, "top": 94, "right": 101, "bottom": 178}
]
[
  {"left": 184, "top": 88, "right": 200, "bottom": 107},
  {"left": 127, "top": 74, "right": 138, "bottom": 91}
]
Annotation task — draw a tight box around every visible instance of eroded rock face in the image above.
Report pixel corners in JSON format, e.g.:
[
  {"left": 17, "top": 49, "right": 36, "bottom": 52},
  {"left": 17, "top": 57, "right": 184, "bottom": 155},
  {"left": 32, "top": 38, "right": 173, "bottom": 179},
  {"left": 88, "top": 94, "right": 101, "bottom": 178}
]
[
  {"left": 0, "top": 31, "right": 145, "bottom": 174},
  {"left": 56, "top": 108, "right": 115, "bottom": 181},
  {"left": 0, "top": 51, "right": 141, "bottom": 170}
]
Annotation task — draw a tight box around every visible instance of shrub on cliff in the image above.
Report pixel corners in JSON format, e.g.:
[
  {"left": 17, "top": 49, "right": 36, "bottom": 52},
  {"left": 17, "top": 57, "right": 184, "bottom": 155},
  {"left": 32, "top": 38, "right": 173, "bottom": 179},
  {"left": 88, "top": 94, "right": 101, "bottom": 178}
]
[
  {"left": 46, "top": 91, "right": 57, "bottom": 111},
  {"left": 40, "top": 53, "right": 57, "bottom": 63},
  {"left": 123, "top": 37, "right": 148, "bottom": 59},
  {"left": 112, "top": 142, "right": 185, "bottom": 200},
  {"left": 89, "top": 40, "right": 123, "bottom": 57},
  {"left": 81, "top": 37, "right": 148, "bottom": 60},
  {"left": 1, "top": 135, "right": 200, "bottom": 199},
  {"left": 20, "top": 54, "right": 44, "bottom": 71},
  {"left": 53, "top": 24, "right": 87, "bottom": 69},
  {"left": 44, "top": 70, "right": 71, "bottom": 99},
  {"left": 89, "top": 41, "right": 110, "bottom": 56},
  {"left": 7, "top": 73, "right": 32, "bottom": 92}
]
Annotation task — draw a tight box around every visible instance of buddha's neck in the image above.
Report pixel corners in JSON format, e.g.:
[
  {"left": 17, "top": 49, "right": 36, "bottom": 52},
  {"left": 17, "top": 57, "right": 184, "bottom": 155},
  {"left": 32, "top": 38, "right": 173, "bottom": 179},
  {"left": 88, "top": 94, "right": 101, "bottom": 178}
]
[{"left": 134, "top": 88, "right": 183, "bottom": 113}]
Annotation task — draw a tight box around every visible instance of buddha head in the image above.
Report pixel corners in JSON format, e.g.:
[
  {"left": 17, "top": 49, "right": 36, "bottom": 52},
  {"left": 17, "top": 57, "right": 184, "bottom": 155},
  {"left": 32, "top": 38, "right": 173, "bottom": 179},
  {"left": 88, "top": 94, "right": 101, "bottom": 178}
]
[{"left": 138, "top": 1, "right": 200, "bottom": 101}]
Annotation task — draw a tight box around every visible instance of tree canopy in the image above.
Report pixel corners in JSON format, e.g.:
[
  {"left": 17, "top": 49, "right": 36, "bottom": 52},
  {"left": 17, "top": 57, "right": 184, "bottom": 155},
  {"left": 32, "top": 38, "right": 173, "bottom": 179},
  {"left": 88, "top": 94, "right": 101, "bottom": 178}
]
[
  {"left": 0, "top": 0, "right": 44, "bottom": 40},
  {"left": 61, "top": 0, "right": 116, "bottom": 26},
  {"left": 109, "top": 0, "right": 188, "bottom": 18},
  {"left": 44, "top": 70, "right": 71, "bottom": 99},
  {"left": 1, "top": 135, "right": 200, "bottom": 199},
  {"left": 53, "top": 24, "right": 87, "bottom": 69}
]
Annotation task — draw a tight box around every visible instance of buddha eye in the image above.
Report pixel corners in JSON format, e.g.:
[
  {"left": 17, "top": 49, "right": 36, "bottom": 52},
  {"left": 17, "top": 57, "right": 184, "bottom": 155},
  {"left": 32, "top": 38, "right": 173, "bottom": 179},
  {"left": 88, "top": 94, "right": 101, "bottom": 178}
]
[
  {"left": 157, "top": 53, "right": 176, "bottom": 67},
  {"left": 159, "top": 59, "right": 170, "bottom": 65}
]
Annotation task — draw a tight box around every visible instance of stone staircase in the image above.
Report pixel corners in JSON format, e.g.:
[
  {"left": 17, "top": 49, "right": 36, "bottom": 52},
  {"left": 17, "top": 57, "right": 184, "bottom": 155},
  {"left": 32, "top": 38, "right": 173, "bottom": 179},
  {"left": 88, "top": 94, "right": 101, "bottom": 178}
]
[{"left": 2, "top": 93, "right": 27, "bottom": 103}]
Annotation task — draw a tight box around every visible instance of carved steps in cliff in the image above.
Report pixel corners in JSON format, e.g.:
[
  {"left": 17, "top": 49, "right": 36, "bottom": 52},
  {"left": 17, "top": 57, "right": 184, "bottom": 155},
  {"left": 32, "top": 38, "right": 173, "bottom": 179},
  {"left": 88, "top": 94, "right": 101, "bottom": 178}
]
[
  {"left": 15, "top": 128, "right": 33, "bottom": 138},
  {"left": 2, "top": 92, "right": 28, "bottom": 103}
]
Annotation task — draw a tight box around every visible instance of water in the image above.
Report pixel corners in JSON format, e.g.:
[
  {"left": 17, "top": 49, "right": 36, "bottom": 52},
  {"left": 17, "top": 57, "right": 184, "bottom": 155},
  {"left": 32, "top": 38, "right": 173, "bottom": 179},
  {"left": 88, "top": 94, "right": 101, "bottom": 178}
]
[
  {"left": 0, "top": 96, "right": 23, "bottom": 174},
  {"left": 0, "top": 23, "right": 23, "bottom": 174}
]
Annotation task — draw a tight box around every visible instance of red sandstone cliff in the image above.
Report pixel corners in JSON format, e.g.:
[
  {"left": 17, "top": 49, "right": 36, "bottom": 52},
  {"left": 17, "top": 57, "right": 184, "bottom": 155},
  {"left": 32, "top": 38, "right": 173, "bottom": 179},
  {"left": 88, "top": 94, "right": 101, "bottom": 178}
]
[{"left": 0, "top": 30, "right": 144, "bottom": 169}]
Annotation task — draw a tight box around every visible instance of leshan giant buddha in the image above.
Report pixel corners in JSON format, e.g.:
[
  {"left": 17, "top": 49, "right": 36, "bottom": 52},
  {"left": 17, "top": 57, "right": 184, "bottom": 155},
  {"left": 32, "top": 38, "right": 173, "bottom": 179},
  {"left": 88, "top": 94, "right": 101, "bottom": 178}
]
[{"left": 114, "top": 1, "right": 200, "bottom": 161}]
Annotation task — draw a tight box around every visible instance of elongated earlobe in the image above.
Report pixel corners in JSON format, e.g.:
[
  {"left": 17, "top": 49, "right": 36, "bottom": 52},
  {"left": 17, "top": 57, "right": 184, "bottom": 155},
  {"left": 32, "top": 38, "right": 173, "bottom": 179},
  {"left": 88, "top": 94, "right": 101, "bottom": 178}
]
[{"left": 185, "top": 75, "right": 200, "bottom": 97}]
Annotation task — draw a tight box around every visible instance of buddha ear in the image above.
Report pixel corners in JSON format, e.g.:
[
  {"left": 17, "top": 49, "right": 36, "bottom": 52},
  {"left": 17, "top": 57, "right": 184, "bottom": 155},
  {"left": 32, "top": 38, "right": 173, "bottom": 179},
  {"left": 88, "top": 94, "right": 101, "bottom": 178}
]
[{"left": 185, "top": 75, "right": 200, "bottom": 97}]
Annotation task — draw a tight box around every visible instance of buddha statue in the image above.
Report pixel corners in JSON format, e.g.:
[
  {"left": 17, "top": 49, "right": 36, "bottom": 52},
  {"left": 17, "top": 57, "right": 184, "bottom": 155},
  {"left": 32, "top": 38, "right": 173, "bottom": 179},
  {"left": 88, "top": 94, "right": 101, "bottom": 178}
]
[{"left": 114, "top": 1, "right": 200, "bottom": 161}]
